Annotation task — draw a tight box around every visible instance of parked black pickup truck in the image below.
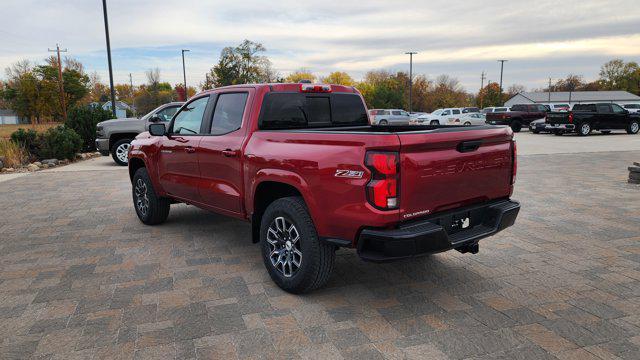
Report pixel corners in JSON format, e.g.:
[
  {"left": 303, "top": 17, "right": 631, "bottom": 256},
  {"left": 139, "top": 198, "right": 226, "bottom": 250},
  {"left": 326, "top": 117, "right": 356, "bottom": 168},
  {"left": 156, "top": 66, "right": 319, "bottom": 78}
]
[
  {"left": 546, "top": 103, "right": 640, "bottom": 136},
  {"left": 485, "top": 104, "right": 548, "bottom": 132}
]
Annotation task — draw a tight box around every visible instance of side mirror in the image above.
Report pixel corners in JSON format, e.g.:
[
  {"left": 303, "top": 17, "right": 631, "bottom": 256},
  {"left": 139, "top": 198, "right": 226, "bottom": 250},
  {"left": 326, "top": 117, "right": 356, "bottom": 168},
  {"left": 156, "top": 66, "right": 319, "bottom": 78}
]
[
  {"left": 149, "top": 123, "right": 166, "bottom": 136},
  {"left": 149, "top": 114, "right": 161, "bottom": 123}
]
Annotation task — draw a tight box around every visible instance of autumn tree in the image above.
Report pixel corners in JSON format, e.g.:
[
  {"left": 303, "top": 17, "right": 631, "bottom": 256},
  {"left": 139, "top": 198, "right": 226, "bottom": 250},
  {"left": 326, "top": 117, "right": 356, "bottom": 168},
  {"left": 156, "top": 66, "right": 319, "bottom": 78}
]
[
  {"left": 134, "top": 68, "right": 176, "bottom": 114},
  {"left": 285, "top": 69, "right": 316, "bottom": 83},
  {"left": 599, "top": 59, "right": 640, "bottom": 94},
  {"left": 477, "top": 82, "right": 503, "bottom": 107},
  {"left": 202, "top": 40, "right": 276, "bottom": 89},
  {"left": 320, "top": 71, "right": 354, "bottom": 86}
]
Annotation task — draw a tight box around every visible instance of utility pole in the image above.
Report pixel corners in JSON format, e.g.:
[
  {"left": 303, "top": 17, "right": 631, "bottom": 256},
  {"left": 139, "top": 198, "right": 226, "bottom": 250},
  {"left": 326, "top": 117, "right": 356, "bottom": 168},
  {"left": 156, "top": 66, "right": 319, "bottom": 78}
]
[
  {"left": 480, "top": 71, "right": 486, "bottom": 108},
  {"left": 405, "top": 52, "right": 417, "bottom": 113},
  {"left": 102, "top": 0, "right": 117, "bottom": 118},
  {"left": 181, "top": 49, "right": 190, "bottom": 101},
  {"left": 548, "top": 77, "right": 552, "bottom": 103},
  {"left": 129, "top": 73, "right": 135, "bottom": 116},
  {"left": 48, "top": 44, "right": 68, "bottom": 120},
  {"left": 497, "top": 59, "right": 508, "bottom": 103}
]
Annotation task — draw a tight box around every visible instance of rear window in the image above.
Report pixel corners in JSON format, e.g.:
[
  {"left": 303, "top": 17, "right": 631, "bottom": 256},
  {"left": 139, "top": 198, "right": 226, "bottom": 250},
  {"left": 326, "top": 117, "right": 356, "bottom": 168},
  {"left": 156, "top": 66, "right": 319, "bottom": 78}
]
[
  {"left": 495, "top": 108, "right": 508, "bottom": 112},
  {"left": 259, "top": 93, "right": 368, "bottom": 129},
  {"left": 573, "top": 104, "right": 597, "bottom": 112}
]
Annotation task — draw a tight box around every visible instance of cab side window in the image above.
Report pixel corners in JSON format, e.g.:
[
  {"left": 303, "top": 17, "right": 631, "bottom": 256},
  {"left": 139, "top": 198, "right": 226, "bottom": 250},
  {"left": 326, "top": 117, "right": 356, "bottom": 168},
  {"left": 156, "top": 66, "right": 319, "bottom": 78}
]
[
  {"left": 156, "top": 106, "right": 179, "bottom": 122},
  {"left": 210, "top": 93, "right": 248, "bottom": 135},
  {"left": 596, "top": 104, "right": 610, "bottom": 113},
  {"left": 452, "top": 109, "right": 460, "bottom": 115},
  {"left": 171, "top": 96, "right": 209, "bottom": 135},
  {"left": 392, "top": 110, "right": 401, "bottom": 116},
  {"left": 611, "top": 104, "right": 625, "bottom": 114}
]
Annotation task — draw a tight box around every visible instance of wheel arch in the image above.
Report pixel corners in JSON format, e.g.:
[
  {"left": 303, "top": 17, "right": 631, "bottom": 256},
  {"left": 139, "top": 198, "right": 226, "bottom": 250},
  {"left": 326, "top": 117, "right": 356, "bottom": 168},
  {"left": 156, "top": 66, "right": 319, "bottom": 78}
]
[{"left": 109, "top": 132, "right": 139, "bottom": 149}]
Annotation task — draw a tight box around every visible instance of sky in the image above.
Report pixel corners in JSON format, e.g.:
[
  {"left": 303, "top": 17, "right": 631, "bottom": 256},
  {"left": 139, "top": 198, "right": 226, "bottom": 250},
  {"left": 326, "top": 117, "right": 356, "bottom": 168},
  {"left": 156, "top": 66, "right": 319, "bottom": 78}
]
[{"left": 1, "top": 0, "right": 639, "bottom": 92}]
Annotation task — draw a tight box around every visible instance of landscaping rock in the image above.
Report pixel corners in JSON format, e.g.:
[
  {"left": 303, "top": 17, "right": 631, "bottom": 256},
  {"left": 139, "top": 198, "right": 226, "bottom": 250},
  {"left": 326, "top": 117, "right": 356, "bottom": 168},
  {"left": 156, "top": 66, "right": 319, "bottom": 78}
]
[
  {"left": 59, "top": 159, "right": 69, "bottom": 165},
  {"left": 3, "top": 167, "right": 14, "bottom": 173},
  {"left": 629, "top": 166, "right": 640, "bottom": 173},
  {"left": 33, "top": 161, "right": 42, "bottom": 167},
  {"left": 27, "top": 163, "right": 39, "bottom": 172},
  {"left": 0, "top": 159, "right": 3, "bottom": 169},
  {"left": 41, "top": 163, "right": 49, "bottom": 169},
  {"left": 42, "top": 159, "right": 59, "bottom": 166}
]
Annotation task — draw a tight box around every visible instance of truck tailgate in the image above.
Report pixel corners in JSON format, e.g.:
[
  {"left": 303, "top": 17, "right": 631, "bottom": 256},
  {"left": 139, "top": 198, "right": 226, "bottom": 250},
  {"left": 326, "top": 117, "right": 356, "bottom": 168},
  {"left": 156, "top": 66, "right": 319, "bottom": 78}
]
[
  {"left": 546, "top": 112, "right": 571, "bottom": 125},
  {"left": 398, "top": 127, "right": 514, "bottom": 221}
]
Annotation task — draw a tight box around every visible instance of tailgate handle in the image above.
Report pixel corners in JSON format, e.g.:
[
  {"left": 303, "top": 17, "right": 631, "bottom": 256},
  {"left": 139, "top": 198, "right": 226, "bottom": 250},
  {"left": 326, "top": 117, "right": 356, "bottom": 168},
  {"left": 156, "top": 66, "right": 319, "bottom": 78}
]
[{"left": 457, "top": 140, "right": 482, "bottom": 153}]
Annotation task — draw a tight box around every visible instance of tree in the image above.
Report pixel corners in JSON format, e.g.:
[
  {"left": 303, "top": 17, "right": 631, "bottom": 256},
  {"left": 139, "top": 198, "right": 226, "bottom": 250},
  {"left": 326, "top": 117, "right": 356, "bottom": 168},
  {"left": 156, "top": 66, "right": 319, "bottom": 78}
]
[
  {"left": 133, "top": 69, "right": 176, "bottom": 114},
  {"left": 506, "top": 84, "right": 526, "bottom": 98},
  {"left": 285, "top": 69, "right": 316, "bottom": 83},
  {"left": 599, "top": 59, "right": 640, "bottom": 94},
  {"left": 428, "top": 75, "right": 469, "bottom": 109},
  {"left": 320, "top": 71, "right": 354, "bottom": 86},
  {"left": 202, "top": 40, "right": 276, "bottom": 89},
  {"left": 477, "top": 82, "right": 503, "bottom": 107},
  {"left": 357, "top": 70, "right": 404, "bottom": 110}
]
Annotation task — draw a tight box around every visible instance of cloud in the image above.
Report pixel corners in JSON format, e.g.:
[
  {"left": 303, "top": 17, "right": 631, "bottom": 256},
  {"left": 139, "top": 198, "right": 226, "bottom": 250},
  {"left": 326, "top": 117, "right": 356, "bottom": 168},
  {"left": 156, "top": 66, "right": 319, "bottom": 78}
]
[{"left": 0, "top": 0, "right": 639, "bottom": 91}]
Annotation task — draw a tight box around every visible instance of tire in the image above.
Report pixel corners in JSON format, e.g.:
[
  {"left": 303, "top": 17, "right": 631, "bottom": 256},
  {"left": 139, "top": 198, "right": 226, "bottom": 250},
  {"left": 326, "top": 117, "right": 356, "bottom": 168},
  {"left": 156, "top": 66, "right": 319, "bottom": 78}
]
[
  {"left": 260, "top": 196, "right": 335, "bottom": 294},
  {"left": 532, "top": 130, "right": 540, "bottom": 134},
  {"left": 378, "top": 120, "right": 388, "bottom": 125},
  {"left": 132, "top": 167, "right": 170, "bottom": 225},
  {"left": 627, "top": 120, "right": 639, "bottom": 134},
  {"left": 430, "top": 120, "right": 440, "bottom": 125},
  {"left": 111, "top": 138, "right": 132, "bottom": 166},
  {"left": 510, "top": 121, "right": 522, "bottom": 132},
  {"left": 463, "top": 122, "right": 471, "bottom": 126},
  {"left": 578, "top": 122, "right": 591, "bottom": 136},
  {"left": 554, "top": 130, "right": 563, "bottom": 136}
]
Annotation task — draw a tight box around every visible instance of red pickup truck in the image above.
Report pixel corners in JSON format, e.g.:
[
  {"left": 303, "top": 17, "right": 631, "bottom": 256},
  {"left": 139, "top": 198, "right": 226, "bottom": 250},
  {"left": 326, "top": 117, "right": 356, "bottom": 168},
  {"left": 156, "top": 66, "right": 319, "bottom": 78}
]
[{"left": 128, "top": 83, "right": 520, "bottom": 293}]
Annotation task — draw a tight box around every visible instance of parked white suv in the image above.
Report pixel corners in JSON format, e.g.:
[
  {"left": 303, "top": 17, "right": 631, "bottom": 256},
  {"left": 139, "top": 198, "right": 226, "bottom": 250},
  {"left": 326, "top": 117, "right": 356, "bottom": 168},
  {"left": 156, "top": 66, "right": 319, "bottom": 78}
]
[
  {"left": 369, "top": 109, "right": 411, "bottom": 125},
  {"left": 622, "top": 104, "right": 640, "bottom": 113},
  {"left": 417, "top": 108, "right": 462, "bottom": 125}
]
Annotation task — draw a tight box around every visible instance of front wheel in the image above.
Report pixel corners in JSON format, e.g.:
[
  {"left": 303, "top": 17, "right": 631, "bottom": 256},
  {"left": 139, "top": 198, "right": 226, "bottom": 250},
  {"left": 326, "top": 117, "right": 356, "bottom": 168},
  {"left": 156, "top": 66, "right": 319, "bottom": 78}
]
[
  {"left": 111, "top": 139, "right": 132, "bottom": 166},
  {"left": 378, "top": 120, "right": 388, "bottom": 125},
  {"left": 578, "top": 122, "right": 592, "bottom": 136},
  {"left": 627, "top": 120, "right": 639, "bottom": 134},
  {"left": 132, "top": 168, "right": 170, "bottom": 225},
  {"left": 510, "top": 121, "right": 522, "bottom": 132},
  {"left": 430, "top": 120, "right": 440, "bottom": 125},
  {"left": 463, "top": 122, "right": 472, "bottom": 126},
  {"left": 260, "top": 197, "right": 335, "bottom": 294}
]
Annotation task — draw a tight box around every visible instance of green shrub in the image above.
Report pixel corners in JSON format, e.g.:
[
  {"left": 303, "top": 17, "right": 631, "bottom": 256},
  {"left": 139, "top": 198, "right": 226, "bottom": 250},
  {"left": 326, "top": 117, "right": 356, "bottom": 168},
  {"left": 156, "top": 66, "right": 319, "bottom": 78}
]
[
  {"left": 36, "top": 126, "right": 82, "bottom": 160},
  {"left": 10, "top": 128, "right": 39, "bottom": 155},
  {"left": 65, "top": 105, "right": 113, "bottom": 151}
]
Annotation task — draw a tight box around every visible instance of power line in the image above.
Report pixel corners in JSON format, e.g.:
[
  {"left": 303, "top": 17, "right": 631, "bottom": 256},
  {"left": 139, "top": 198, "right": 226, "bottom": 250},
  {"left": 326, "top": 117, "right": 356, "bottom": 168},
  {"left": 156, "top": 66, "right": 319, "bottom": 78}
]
[{"left": 48, "top": 44, "right": 68, "bottom": 120}]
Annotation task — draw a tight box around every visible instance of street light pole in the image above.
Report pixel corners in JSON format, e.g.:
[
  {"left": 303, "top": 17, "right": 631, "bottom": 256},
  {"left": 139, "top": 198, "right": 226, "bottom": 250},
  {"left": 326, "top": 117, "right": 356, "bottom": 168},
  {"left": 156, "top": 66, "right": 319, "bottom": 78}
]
[
  {"left": 181, "top": 49, "right": 190, "bottom": 101},
  {"left": 101, "top": 0, "right": 116, "bottom": 118},
  {"left": 405, "top": 52, "right": 417, "bottom": 113},
  {"left": 497, "top": 59, "right": 508, "bottom": 103}
]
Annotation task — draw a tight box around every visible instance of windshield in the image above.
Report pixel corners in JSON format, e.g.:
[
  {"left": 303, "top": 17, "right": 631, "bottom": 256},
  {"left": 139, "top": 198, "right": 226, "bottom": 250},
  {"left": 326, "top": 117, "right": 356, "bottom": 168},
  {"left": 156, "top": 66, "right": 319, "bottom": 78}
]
[{"left": 432, "top": 109, "right": 443, "bottom": 116}]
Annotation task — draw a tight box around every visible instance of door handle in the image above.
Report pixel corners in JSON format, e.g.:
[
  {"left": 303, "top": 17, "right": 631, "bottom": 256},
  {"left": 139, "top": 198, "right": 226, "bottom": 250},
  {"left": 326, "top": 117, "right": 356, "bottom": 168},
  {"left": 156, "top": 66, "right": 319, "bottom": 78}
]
[
  {"left": 222, "top": 149, "right": 237, "bottom": 157},
  {"left": 185, "top": 147, "right": 196, "bottom": 153}
]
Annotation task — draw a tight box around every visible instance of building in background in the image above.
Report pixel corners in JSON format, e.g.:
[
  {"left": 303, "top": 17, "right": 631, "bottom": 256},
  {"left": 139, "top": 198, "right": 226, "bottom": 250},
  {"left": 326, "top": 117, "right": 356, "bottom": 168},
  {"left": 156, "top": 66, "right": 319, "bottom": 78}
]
[
  {"left": 101, "top": 101, "right": 132, "bottom": 119},
  {"left": 505, "top": 91, "right": 640, "bottom": 107},
  {"left": 0, "top": 109, "right": 28, "bottom": 125}
]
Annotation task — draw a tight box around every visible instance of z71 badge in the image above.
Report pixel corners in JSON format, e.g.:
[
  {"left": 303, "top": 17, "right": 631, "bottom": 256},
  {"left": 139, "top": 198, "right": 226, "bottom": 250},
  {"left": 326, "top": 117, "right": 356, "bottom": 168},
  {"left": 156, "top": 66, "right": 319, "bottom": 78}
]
[{"left": 334, "top": 169, "right": 364, "bottom": 179}]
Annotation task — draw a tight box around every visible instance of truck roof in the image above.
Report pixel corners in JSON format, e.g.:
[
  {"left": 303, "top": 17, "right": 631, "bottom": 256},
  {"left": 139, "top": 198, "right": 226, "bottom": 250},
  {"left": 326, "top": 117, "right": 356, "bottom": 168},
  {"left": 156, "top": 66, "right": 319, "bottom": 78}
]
[{"left": 200, "top": 83, "right": 358, "bottom": 95}]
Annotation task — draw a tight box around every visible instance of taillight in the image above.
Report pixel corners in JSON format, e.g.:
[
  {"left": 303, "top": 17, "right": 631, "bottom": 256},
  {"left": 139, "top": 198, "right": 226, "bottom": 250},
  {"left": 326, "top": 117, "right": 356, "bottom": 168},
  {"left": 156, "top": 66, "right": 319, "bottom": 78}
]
[
  {"left": 300, "top": 84, "right": 331, "bottom": 93},
  {"left": 511, "top": 140, "right": 517, "bottom": 185},
  {"left": 568, "top": 113, "right": 574, "bottom": 123},
  {"left": 365, "top": 152, "right": 399, "bottom": 210}
]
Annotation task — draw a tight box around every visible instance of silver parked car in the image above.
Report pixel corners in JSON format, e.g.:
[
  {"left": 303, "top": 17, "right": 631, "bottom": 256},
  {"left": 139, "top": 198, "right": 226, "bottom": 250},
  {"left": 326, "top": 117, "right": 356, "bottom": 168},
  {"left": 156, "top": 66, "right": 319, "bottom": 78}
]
[
  {"left": 95, "top": 102, "right": 183, "bottom": 165},
  {"left": 369, "top": 109, "right": 411, "bottom": 125}
]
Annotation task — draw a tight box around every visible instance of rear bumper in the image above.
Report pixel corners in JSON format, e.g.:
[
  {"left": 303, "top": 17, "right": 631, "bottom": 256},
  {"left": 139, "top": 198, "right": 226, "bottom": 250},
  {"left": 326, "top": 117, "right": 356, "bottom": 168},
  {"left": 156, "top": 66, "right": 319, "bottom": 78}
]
[
  {"left": 357, "top": 199, "right": 520, "bottom": 262},
  {"left": 545, "top": 124, "right": 575, "bottom": 131},
  {"left": 95, "top": 138, "right": 110, "bottom": 155}
]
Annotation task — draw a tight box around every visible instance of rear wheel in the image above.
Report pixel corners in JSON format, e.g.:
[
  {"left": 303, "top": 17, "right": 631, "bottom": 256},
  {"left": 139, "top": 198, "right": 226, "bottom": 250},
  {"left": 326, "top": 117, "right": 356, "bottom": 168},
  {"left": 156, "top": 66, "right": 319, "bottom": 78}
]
[
  {"left": 430, "top": 120, "right": 440, "bottom": 125},
  {"left": 463, "top": 122, "right": 471, "bottom": 126},
  {"left": 111, "top": 139, "right": 132, "bottom": 166},
  {"left": 260, "top": 197, "right": 335, "bottom": 294},
  {"left": 627, "top": 120, "right": 639, "bottom": 134},
  {"left": 510, "top": 121, "right": 522, "bottom": 132},
  {"left": 378, "top": 120, "right": 388, "bottom": 125},
  {"left": 132, "top": 168, "right": 170, "bottom": 225},
  {"left": 578, "top": 122, "right": 592, "bottom": 136}
]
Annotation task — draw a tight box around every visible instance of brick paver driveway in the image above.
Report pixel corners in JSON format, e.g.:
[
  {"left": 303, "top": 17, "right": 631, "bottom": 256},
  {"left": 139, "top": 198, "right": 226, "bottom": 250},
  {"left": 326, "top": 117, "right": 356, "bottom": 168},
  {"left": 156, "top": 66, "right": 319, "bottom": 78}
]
[{"left": 1, "top": 150, "right": 639, "bottom": 359}]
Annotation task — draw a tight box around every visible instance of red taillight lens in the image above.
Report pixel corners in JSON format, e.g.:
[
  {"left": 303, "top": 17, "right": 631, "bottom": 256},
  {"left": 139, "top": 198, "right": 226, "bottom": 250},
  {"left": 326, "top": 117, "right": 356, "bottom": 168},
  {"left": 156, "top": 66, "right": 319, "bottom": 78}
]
[
  {"left": 300, "top": 84, "right": 331, "bottom": 93},
  {"left": 511, "top": 140, "right": 517, "bottom": 184},
  {"left": 568, "top": 113, "right": 574, "bottom": 123},
  {"left": 365, "top": 152, "right": 399, "bottom": 209}
]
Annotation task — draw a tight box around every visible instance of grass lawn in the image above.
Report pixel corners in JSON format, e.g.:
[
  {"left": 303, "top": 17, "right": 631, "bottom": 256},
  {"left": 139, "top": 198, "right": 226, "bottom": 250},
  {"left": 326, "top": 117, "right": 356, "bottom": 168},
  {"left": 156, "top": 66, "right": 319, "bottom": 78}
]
[{"left": 0, "top": 123, "right": 61, "bottom": 139}]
